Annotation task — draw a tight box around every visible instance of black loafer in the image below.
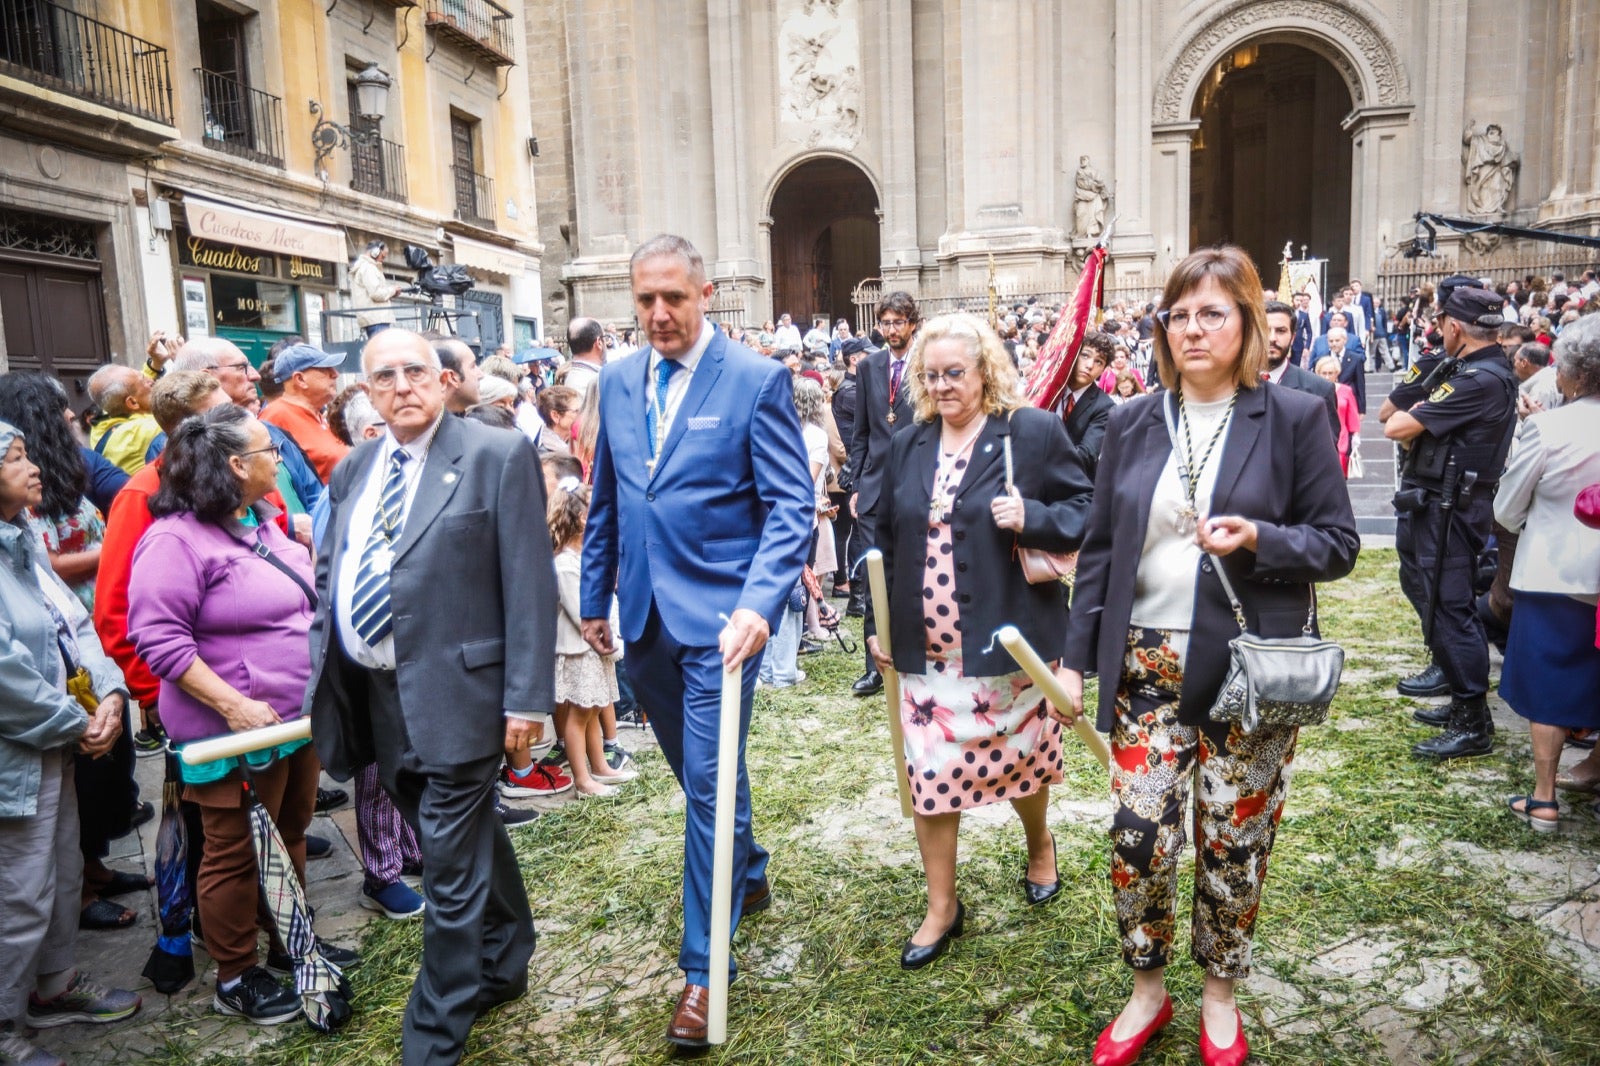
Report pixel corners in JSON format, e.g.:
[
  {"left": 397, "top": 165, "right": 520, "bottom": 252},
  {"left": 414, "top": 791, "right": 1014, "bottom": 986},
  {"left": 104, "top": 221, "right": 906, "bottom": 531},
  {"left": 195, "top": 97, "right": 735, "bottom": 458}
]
[
  {"left": 901, "top": 900, "right": 965, "bottom": 970},
  {"left": 852, "top": 670, "right": 884, "bottom": 697}
]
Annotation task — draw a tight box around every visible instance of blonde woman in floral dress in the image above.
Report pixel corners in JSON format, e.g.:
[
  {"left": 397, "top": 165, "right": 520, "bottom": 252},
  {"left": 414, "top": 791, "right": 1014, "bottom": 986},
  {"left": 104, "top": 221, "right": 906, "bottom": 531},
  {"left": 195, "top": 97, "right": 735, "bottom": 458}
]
[{"left": 866, "top": 313, "right": 1093, "bottom": 969}]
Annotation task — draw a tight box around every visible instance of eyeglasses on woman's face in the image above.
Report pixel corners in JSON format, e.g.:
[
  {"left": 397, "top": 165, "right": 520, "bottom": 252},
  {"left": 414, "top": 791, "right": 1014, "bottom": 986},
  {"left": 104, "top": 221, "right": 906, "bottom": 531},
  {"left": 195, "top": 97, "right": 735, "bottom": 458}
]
[
  {"left": 920, "top": 366, "right": 969, "bottom": 387},
  {"left": 369, "top": 363, "right": 434, "bottom": 390},
  {"left": 236, "top": 445, "right": 282, "bottom": 462},
  {"left": 1156, "top": 306, "right": 1232, "bottom": 333}
]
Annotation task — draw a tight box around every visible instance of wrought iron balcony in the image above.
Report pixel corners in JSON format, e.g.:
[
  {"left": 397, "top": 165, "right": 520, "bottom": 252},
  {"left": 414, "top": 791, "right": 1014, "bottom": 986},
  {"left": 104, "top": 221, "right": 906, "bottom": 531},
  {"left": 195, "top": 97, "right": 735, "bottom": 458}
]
[
  {"left": 423, "top": 0, "right": 514, "bottom": 67},
  {"left": 197, "top": 67, "right": 285, "bottom": 168},
  {"left": 351, "top": 134, "right": 408, "bottom": 203},
  {"left": 452, "top": 164, "right": 495, "bottom": 227},
  {"left": 0, "top": 0, "right": 174, "bottom": 125}
]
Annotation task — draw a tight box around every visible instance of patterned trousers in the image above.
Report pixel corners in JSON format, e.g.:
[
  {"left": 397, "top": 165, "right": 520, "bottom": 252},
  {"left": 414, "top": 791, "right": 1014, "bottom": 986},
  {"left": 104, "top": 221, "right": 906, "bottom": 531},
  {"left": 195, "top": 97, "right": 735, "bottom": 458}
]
[
  {"left": 356, "top": 762, "right": 423, "bottom": 894},
  {"left": 1108, "top": 628, "right": 1298, "bottom": 979}
]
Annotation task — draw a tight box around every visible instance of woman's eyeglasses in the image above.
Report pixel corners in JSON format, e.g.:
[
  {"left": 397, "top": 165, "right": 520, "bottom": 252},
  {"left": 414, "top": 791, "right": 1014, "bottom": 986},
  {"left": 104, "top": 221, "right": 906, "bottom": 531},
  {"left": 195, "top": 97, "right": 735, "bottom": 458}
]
[
  {"left": 1156, "top": 307, "right": 1232, "bottom": 332},
  {"left": 920, "top": 367, "right": 969, "bottom": 387},
  {"left": 236, "top": 445, "right": 282, "bottom": 462},
  {"left": 369, "top": 363, "right": 434, "bottom": 390}
]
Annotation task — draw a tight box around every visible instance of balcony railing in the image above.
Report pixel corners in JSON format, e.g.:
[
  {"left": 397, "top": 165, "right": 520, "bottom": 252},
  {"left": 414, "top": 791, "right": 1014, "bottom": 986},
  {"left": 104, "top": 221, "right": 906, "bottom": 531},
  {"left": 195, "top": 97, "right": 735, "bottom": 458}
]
[
  {"left": 452, "top": 164, "right": 494, "bottom": 227},
  {"left": 351, "top": 134, "right": 408, "bottom": 203},
  {"left": 423, "top": 0, "right": 514, "bottom": 67},
  {"left": 0, "top": 0, "right": 174, "bottom": 124},
  {"left": 197, "top": 67, "right": 285, "bottom": 168}
]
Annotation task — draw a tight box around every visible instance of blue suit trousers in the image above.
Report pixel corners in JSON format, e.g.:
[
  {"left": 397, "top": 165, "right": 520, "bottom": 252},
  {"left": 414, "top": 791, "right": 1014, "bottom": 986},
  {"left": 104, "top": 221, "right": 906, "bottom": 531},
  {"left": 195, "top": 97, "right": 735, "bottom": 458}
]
[{"left": 626, "top": 602, "right": 769, "bottom": 985}]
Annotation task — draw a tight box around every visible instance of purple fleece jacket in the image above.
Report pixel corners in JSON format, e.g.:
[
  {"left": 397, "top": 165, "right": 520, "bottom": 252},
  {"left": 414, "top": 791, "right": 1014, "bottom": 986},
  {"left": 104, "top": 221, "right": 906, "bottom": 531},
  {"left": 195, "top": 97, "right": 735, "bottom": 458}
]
[{"left": 128, "top": 507, "right": 315, "bottom": 744}]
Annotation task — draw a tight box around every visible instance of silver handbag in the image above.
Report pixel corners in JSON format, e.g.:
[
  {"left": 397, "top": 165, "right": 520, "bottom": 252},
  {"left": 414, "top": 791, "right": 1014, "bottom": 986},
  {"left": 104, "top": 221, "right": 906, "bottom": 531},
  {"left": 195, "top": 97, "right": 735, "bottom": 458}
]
[{"left": 1206, "top": 556, "right": 1344, "bottom": 733}]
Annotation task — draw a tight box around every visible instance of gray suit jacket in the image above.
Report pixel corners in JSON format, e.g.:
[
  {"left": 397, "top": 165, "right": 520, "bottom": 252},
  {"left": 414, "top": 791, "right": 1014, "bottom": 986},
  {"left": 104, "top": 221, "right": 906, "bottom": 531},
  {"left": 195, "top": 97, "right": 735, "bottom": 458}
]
[
  {"left": 1277, "top": 362, "right": 1341, "bottom": 451},
  {"left": 305, "top": 414, "right": 556, "bottom": 776}
]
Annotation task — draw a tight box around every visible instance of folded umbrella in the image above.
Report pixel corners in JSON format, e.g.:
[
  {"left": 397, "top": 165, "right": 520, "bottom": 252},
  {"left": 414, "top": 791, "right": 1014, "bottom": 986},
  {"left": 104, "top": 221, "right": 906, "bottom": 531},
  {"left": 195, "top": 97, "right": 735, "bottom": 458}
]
[{"left": 140, "top": 749, "right": 194, "bottom": 994}]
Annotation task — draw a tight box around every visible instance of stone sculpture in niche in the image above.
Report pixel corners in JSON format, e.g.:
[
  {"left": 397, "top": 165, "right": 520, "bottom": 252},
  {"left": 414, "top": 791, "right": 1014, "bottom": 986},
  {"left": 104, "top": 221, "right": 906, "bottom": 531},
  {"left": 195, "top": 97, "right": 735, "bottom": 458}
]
[
  {"left": 1073, "top": 155, "right": 1108, "bottom": 239},
  {"left": 1461, "top": 121, "right": 1519, "bottom": 216}
]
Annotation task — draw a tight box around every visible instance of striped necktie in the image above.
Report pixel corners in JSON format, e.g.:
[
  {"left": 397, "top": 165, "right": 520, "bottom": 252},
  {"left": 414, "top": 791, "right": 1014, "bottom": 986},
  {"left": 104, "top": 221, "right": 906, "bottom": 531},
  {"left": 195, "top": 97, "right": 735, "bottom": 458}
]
[{"left": 350, "top": 450, "right": 411, "bottom": 647}]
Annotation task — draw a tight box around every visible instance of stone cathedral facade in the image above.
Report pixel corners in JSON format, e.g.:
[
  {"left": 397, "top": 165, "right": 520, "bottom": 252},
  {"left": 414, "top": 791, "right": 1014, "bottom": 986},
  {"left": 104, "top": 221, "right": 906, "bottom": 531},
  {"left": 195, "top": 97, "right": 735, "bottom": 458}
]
[{"left": 526, "top": 0, "right": 1600, "bottom": 331}]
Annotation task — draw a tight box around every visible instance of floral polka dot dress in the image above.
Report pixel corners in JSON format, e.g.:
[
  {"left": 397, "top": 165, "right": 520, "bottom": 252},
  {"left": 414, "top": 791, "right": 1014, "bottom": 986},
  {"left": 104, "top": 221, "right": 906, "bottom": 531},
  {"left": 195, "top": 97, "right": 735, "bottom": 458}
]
[{"left": 899, "top": 434, "right": 1065, "bottom": 815}]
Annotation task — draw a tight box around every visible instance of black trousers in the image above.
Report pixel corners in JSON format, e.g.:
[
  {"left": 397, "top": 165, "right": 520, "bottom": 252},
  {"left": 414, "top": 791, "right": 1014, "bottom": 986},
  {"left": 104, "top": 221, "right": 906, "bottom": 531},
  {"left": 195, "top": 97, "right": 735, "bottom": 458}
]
[
  {"left": 1411, "top": 494, "right": 1494, "bottom": 700},
  {"left": 855, "top": 506, "right": 880, "bottom": 673},
  {"left": 366, "top": 671, "right": 535, "bottom": 1066}
]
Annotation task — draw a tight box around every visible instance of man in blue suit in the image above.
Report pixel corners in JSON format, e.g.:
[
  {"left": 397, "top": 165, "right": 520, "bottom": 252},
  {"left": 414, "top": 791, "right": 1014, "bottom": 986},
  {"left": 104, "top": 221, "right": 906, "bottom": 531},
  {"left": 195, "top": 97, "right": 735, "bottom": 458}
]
[{"left": 580, "top": 234, "right": 814, "bottom": 1050}]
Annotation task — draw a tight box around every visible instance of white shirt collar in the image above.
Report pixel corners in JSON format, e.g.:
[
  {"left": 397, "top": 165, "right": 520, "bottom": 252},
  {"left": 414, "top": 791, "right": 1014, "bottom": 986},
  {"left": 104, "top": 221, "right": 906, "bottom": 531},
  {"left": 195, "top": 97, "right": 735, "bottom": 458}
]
[
  {"left": 1265, "top": 362, "right": 1289, "bottom": 385},
  {"left": 382, "top": 412, "right": 445, "bottom": 465},
  {"left": 1069, "top": 382, "right": 1093, "bottom": 403},
  {"left": 650, "top": 320, "right": 714, "bottom": 373}
]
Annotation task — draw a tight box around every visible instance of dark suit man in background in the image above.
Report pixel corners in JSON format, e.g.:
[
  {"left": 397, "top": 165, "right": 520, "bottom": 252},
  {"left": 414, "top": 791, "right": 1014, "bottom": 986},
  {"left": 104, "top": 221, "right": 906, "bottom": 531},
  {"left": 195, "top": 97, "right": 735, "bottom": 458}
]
[
  {"left": 843, "top": 292, "right": 918, "bottom": 696},
  {"left": 1291, "top": 291, "right": 1315, "bottom": 368},
  {"left": 832, "top": 336, "right": 868, "bottom": 597},
  {"left": 1327, "top": 326, "right": 1368, "bottom": 414},
  {"left": 1265, "top": 300, "right": 1341, "bottom": 448},
  {"left": 307, "top": 329, "right": 555, "bottom": 1065},
  {"left": 1058, "top": 330, "right": 1116, "bottom": 482}
]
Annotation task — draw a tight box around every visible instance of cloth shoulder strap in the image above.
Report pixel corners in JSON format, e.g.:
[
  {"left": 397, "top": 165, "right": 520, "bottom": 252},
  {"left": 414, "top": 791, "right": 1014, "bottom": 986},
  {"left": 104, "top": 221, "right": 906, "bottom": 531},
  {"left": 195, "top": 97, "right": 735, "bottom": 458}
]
[{"left": 252, "top": 536, "right": 317, "bottom": 607}]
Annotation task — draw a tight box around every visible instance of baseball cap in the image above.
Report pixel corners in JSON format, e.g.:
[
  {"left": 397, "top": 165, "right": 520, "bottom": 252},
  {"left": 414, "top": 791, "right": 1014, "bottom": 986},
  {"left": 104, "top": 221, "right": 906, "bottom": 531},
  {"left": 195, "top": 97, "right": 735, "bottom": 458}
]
[
  {"left": 273, "top": 343, "right": 344, "bottom": 381},
  {"left": 1440, "top": 287, "right": 1505, "bottom": 327},
  {"left": 841, "top": 337, "right": 871, "bottom": 357}
]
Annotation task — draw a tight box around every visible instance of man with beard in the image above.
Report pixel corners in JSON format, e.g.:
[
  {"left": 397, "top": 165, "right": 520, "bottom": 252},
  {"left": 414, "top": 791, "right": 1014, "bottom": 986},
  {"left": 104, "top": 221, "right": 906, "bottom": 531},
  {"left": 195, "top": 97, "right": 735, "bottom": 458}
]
[
  {"left": 843, "top": 292, "right": 918, "bottom": 696},
  {"left": 1264, "top": 300, "right": 1340, "bottom": 451}
]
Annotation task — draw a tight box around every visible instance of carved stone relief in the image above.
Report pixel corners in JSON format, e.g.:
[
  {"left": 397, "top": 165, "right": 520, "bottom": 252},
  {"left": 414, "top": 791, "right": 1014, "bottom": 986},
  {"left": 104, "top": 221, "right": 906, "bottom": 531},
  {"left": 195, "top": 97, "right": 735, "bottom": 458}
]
[
  {"left": 777, "top": 0, "right": 862, "bottom": 151},
  {"left": 1154, "top": 0, "right": 1409, "bottom": 124}
]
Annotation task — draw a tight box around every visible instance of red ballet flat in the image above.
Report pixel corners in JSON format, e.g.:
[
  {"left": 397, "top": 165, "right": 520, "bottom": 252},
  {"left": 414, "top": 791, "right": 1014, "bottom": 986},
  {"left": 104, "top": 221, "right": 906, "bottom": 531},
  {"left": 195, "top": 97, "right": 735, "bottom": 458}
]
[
  {"left": 1199, "top": 1006, "right": 1250, "bottom": 1066},
  {"left": 1091, "top": 993, "right": 1173, "bottom": 1066}
]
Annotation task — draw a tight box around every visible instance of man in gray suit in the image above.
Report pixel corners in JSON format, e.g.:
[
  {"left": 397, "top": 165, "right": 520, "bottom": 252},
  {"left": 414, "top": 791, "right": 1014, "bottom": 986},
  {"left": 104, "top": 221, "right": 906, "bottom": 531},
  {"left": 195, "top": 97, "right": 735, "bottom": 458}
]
[
  {"left": 1265, "top": 300, "right": 1341, "bottom": 452},
  {"left": 306, "top": 329, "right": 556, "bottom": 1065}
]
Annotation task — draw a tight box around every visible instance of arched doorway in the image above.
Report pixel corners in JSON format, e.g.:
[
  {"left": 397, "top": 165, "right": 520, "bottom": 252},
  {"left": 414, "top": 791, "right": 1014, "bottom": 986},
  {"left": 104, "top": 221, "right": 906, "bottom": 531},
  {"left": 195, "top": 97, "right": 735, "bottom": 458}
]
[
  {"left": 1189, "top": 42, "right": 1353, "bottom": 285},
  {"left": 768, "top": 158, "right": 879, "bottom": 329}
]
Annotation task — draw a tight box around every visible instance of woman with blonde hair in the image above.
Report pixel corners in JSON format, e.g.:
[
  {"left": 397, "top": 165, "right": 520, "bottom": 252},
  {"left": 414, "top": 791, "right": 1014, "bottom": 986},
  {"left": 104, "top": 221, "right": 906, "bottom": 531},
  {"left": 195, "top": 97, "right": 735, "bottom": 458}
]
[
  {"left": 867, "top": 313, "right": 1093, "bottom": 969},
  {"left": 1061, "top": 246, "right": 1358, "bottom": 1066}
]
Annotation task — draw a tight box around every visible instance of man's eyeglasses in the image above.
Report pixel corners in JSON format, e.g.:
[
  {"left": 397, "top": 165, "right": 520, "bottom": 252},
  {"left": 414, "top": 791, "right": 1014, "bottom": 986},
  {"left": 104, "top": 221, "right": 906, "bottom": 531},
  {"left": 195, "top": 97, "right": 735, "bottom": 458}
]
[
  {"left": 878, "top": 317, "right": 911, "bottom": 329},
  {"left": 1156, "top": 307, "right": 1232, "bottom": 333},
  {"left": 236, "top": 445, "right": 282, "bottom": 462},
  {"left": 210, "top": 361, "right": 253, "bottom": 373},
  {"left": 920, "top": 367, "right": 969, "bottom": 387},
  {"left": 369, "top": 363, "right": 434, "bottom": 390}
]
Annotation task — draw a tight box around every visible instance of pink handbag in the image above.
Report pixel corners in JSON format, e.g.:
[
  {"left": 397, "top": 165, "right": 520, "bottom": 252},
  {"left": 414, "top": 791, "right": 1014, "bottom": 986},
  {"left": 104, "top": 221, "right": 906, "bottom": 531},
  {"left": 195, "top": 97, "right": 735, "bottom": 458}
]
[{"left": 1001, "top": 422, "right": 1077, "bottom": 586}]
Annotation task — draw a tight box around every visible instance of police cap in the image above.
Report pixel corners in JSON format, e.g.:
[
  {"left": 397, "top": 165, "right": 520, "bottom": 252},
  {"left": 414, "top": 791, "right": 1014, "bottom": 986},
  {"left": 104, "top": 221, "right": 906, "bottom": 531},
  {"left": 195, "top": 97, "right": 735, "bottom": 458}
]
[
  {"left": 1440, "top": 286, "right": 1505, "bottom": 328},
  {"left": 1436, "top": 274, "right": 1481, "bottom": 308}
]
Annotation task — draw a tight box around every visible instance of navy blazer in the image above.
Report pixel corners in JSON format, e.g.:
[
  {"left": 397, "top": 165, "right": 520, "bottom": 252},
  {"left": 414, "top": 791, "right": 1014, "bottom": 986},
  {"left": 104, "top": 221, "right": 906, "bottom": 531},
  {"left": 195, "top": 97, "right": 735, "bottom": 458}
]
[
  {"left": 1062, "top": 383, "right": 1115, "bottom": 483},
  {"left": 1063, "top": 384, "right": 1360, "bottom": 735},
  {"left": 1277, "top": 362, "right": 1341, "bottom": 449},
  {"left": 845, "top": 347, "right": 914, "bottom": 515},
  {"left": 873, "top": 407, "right": 1093, "bottom": 676},
  {"left": 581, "top": 329, "right": 814, "bottom": 647}
]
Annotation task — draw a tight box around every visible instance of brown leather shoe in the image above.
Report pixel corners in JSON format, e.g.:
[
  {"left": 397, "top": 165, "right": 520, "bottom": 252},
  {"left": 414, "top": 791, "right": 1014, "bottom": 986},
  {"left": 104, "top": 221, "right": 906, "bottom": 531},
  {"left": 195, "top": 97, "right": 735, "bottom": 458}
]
[
  {"left": 666, "top": 983, "right": 710, "bottom": 1048},
  {"left": 742, "top": 878, "right": 772, "bottom": 916}
]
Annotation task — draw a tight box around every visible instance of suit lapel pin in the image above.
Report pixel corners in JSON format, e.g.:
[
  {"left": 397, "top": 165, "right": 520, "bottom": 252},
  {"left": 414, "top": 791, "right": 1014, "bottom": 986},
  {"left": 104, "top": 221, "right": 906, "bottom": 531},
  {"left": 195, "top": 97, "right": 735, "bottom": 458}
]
[
  {"left": 983, "top": 443, "right": 993, "bottom": 453},
  {"left": 443, "top": 472, "right": 458, "bottom": 485}
]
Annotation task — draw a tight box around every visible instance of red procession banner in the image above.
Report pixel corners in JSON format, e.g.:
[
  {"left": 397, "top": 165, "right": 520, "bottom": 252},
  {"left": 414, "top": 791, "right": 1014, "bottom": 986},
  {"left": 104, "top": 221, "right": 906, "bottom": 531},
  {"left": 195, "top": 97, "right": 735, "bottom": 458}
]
[{"left": 1021, "top": 244, "right": 1108, "bottom": 411}]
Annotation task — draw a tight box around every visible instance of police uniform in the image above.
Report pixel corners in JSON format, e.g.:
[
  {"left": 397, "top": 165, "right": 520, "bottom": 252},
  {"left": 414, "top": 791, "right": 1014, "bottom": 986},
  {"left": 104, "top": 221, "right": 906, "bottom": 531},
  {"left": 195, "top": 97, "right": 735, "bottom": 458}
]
[{"left": 1400, "top": 288, "right": 1518, "bottom": 759}]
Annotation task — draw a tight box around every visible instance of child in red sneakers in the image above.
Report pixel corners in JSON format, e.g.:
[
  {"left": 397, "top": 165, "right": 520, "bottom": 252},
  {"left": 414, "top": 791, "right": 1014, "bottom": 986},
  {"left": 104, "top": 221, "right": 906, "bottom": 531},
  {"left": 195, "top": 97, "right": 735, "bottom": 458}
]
[{"left": 549, "top": 477, "right": 637, "bottom": 797}]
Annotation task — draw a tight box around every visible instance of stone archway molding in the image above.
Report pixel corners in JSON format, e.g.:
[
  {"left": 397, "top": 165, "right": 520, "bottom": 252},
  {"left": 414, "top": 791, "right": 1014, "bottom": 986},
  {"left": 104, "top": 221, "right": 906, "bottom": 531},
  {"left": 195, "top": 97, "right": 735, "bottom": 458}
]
[
  {"left": 761, "top": 150, "right": 884, "bottom": 218},
  {"left": 1152, "top": 0, "right": 1411, "bottom": 125}
]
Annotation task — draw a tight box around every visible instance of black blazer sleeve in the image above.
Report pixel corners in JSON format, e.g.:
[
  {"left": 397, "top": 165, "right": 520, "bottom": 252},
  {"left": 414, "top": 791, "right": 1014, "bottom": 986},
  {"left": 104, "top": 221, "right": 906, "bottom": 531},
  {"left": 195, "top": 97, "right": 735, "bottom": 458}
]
[
  {"left": 1013, "top": 407, "right": 1095, "bottom": 553},
  {"left": 845, "top": 359, "right": 876, "bottom": 490},
  {"left": 1065, "top": 387, "right": 1114, "bottom": 483}
]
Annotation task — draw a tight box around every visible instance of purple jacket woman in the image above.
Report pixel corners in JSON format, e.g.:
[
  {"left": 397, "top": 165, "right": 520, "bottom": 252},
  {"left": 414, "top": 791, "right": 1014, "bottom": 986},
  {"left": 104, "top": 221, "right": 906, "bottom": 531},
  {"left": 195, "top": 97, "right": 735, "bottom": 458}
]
[{"left": 128, "top": 506, "right": 314, "bottom": 743}]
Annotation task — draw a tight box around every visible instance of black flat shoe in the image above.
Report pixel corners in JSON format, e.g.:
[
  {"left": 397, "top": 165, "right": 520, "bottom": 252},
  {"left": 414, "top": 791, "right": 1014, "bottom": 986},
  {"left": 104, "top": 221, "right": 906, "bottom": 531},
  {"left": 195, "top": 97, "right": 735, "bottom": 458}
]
[
  {"left": 900, "top": 900, "right": 965, "bottom": 970},
  {"left": 1022, "top": 830, "right": 1060, "bottom": 906}
]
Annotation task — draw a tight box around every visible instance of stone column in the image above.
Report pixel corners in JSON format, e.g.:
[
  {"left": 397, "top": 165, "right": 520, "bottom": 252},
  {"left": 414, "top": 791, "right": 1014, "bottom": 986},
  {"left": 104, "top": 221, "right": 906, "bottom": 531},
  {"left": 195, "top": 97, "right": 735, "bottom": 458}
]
[
  {"left": 1148, "top": 121, "right": 1199, "bottom": 273},
  {"left": 1342, "top": 105, "right": 1414, "bottom": 283},
  {"left": 1416, "top": 2, "right": 1469, "bottom": 216},
  {"left": 874, "top": 0, "right": 921, "bottom": 280},
  {"left": 1112, "top": 0, "right": 1157, "bottom": 279},
  {"left": 706, "top": 0, "right": 761, "bottom": 307}
]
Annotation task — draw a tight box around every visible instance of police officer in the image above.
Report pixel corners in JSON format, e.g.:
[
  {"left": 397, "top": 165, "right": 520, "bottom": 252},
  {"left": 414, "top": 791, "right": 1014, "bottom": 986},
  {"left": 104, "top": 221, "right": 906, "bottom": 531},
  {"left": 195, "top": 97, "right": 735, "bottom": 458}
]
[
  {"left": 1378, "top": 274, "right": 1478, "bottom": 699},
  {"left": 1383, "top": 287, "right": 1519, "bottom": 759}
]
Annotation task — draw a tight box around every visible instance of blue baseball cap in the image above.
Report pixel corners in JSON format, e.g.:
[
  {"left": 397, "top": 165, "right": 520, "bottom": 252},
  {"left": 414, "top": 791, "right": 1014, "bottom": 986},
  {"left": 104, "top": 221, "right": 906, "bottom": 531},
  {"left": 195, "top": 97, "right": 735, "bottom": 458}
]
[{"left": 272, "top": 343, "right": 344, "bottom": 382}]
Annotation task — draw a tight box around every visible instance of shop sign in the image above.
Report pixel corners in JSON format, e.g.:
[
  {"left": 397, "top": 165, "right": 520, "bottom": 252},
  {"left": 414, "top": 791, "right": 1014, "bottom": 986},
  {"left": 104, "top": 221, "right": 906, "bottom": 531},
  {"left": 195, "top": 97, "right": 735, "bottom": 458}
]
[
  {"left": 184, "top": 196, "right": 347, "bottom": 262},
  {"left": 178, "top": 234, "right": 276, "bottom": 277},
  {"left": 285, "top": 256, "right": 334, "bottom": 284}
]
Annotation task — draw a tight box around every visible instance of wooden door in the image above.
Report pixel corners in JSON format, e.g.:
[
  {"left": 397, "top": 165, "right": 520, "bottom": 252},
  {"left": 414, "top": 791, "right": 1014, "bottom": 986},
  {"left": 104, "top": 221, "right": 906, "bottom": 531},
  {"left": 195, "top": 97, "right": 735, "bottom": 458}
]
[{"left": 0, "top": 256, "right": 109, "bottom": 410}]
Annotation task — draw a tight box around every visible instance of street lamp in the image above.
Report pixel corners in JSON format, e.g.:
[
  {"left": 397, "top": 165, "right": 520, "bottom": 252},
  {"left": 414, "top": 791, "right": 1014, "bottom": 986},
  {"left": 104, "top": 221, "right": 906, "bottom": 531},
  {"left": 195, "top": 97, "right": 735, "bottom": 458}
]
[{"left": 309, "top": 63, "right": 393, "bottom": 180}]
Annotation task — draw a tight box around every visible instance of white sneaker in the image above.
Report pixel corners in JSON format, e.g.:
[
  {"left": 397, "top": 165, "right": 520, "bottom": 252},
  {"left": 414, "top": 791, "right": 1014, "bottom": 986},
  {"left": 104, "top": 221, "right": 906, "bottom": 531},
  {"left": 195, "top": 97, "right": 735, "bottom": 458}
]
[{"left": 592, "top": 766, "right": 639, "bottom": 784}]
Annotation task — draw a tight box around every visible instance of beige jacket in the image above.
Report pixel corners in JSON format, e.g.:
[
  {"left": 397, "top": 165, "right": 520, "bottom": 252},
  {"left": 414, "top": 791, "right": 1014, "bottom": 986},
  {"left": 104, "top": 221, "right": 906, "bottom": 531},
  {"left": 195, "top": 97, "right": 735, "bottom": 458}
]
[{"left": 349, "top": 253, "right": 403, "bottom": 327}]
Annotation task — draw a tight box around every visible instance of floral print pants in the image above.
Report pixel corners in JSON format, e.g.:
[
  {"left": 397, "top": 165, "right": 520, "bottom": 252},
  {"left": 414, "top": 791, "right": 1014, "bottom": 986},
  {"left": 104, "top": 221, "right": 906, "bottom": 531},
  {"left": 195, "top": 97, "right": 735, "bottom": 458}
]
[{"left": 1108, "top": 627, "right": 1298, "bottom": 978}]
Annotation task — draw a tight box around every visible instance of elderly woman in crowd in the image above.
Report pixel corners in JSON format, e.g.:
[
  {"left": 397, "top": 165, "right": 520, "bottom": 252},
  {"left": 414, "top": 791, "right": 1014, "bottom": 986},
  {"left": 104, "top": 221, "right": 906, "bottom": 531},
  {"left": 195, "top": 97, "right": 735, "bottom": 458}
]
[
  {"left": 1061, "top": 247, "right": 1358, "bottom": 1066},
  {"left": 1314, "top": 355, "right": 1364, "bottom": 475},
  {"left": 1495, "top": 313, "right": 1600, "bottom": 828},
  {"left": 0, "top": 419, "right": 141, "bottom": 1062},
  {"left": 128, "top": 405, "right": 356, "bottom": 1026},
  {"left": 0, "top": 373, "right": 152, "bottom": 931},
  {"left": 866, "top": 313, "right": 1093, "bottom": 969}
]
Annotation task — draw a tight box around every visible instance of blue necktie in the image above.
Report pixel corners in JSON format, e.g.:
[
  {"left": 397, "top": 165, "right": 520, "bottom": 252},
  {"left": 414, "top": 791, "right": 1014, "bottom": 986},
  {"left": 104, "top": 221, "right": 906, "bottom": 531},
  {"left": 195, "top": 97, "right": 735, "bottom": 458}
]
[
  {"left": 646, "top": 357, "right": 678, "bottom": 458},
  {"left": 350, "top": 450, "right": 410, "bottom": 647}
]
